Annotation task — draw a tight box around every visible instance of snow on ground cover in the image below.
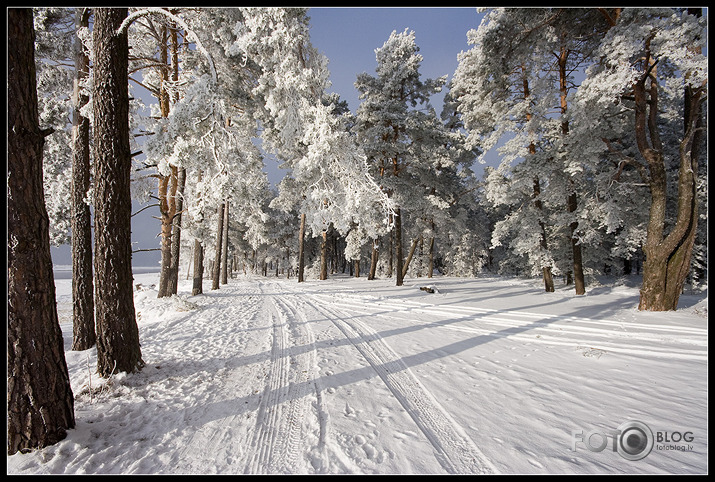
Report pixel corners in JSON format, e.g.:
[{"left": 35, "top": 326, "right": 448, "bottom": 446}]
[{"left": 7, "top": 270, "right": 708, "bottom": 474}]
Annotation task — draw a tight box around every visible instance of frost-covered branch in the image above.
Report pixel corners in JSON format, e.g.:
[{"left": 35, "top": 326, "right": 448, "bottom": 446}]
[{"left": 117, "top": 7, "right": 217, "bottom": 81}]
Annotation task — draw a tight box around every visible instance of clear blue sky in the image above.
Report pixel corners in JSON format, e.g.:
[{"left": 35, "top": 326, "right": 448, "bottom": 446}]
[{"left": 51, "top": 7, "right": 486, "bottom": 267}]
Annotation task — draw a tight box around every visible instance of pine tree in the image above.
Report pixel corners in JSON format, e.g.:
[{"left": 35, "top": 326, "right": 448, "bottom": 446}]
[
  {"left": 572, "top": 8, "right": 707, "bottom": 310},
  {"left": 8, "top": 7, "right": 75, "bottom": 454},
  {"left": 92, "top": 7, "right": 144, "bottom": 376},
  {"left": 355, "top": 29, "right": 445, "bottom": 286},
  {"left": 70, "top": 7, "right": 96, "bottom": 350}
]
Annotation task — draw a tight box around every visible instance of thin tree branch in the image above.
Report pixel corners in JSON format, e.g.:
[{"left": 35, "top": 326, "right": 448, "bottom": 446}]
[{"left": 131, "top": 203, "right": 159, "bottom": 217}]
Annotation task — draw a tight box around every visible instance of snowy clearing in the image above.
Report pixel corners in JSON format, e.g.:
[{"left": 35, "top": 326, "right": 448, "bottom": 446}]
[{"left": 8, "top": 271, "right": 708, "bottom": 475}]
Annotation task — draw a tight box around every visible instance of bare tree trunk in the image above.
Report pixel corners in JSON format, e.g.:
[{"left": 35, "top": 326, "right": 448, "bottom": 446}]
[
  {"left": 220, "top": 199, "right": 229, "bottom": 285},
  {"left": 534, "top": 177, "right": 555, "bottom": 292},
  {"left": 394, "top": 208, "right": 404, "bottom": 286},
  {"left": 417, "top": 236, "right": 424, "bottom": 277},
  {"left": 167, "top": 167, "right": 186, "bottom": 295},
  {"left": 557, "top": 43, "right": 585, "bottom": 295},
  {"left": 212, "top": 202, "right": 225, "bottom": 290},
  {"left": 166, "top": 22, "right": 183, "bottom": 295},
  {"left": 368, "top": 240, "right": 379, "bottom": 280},
  {"left": 354, "top": 259, "right": 360, "bottom": 278},
  {"left": 387, "top": 227, "right": 393, "bottom": 277},
  {"left": 427, "top": 235, "right": 435, "bottom": 278},
  {"left": 320, "top": 230, "right": 329, "bottom": 280},
  {"left": 8, "top": 8, "right": 75, "bottom": 454},
  {"left": 568, "top": 191, "right": 586, "bottom": 295},
  {"left": 637, "top": 47, "right": 704, "bottom": 311},
  {"left": 92, "top": 7, "right": 143, "bottom": 376},
  {"left": 157, "top": 22, "right": 174, "bottom": 298},
  {"left": 70, "top": 7, "right": 95, "bottom": 350},
  {"left": 402, "top": 235, "right": 421, "bottom": 279},
  {"left": 522, "top": 66, "right": 554, "bottom": 293},
  {"left": 298, "top": 213, "right": 306, "bottom": 282},
  {"left": 192, "top": 239, "right": 204, "bottom": 295}
]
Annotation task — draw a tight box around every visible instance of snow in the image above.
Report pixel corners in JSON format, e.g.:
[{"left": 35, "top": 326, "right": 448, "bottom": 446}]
[{"left": 7, "top": 270, "right": 708, "bottom": 474}]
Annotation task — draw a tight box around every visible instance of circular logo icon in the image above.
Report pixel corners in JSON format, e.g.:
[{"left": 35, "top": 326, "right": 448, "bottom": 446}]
[{"left": 616, "top": 420, "right": 654, "bottom": 461}]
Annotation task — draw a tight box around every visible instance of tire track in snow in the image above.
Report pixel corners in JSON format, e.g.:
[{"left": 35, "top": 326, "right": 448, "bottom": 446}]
[
  {"left": 302, "top": 294, "right": 497, "bottom": 475},
  {"left": 244, "top": 282, "right": 319, "bottom": 474},
  {"left": 165, "top": 284, "right": 268, "bottom": 473},
  {"left": 312, "top": 294, "right": 707, "bottom": 361}
]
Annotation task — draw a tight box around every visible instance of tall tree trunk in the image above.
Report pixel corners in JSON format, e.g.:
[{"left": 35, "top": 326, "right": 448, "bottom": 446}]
[
  {"left": 387, "top": 226, "right": 393, "bottom": 277},
  {"left": 220, "top": 199, "right": 229, "bottom": 285},
  {"left": 533, "top": 177, "right": 555, "bottom": 292},
  {"left": 166, "top": 22, "right": 183, "bottom": 295},
  {"left": 157, "top": 169, "right": 173, "bottom": 297},
  {"left": 298, "top": 213, "right": 306, "bottom": 282},
  {"left": 332, "top": 234, "right": 339, "bottom": 274},
  {"left": 394, "top": 208, "right": 404, "bottom": 286},
  {"left": 636, "top": 47, "right": 703, "bottom": 311},
  {"left": 167, "top": 167, "right": 186, "bottom": 295},
  {"left": 320, "top": 230, "right": 329, "bottom": 280},
  {"left": 192, "top": 239, "right": 204, "bottom": 295},
  {"left": 286, "top": 247, "right": 291, "bottom": 278},
  {"left": 557, "top": 43, "right": 585, "bottom": 295},
  {"left": 7, "top": 8, "right": 75, "bottom": 455},
  {"left": 71, "top": 7, "right": 95, "bottom": 350},
  {"left": 354, "top": 259, "right": 360, "bottom": 278},
  {"left": 368, "top": 240, "right": 379, "bottom": 280},
  {"left": 568, "top": 191, "right": 586, "bottom": 295},
  {"left": 417, "top": 236, "right": 424, "bottom": 277},
  {"left": 427, "top": 223, "right": 435, "bottom": 279},
  {"left": 157, "top": 22, "right": 174, "bottom": 298},
  {"left": 92, "top": 7, "right": 143, "bottom": 376},
  {"left": 522, "top": 67, "right": 554, "bottom": 293},
  {"left": 212, "top": 202, "right": 225, "bottom": 290},
  {"left": 402, "top": 235, "right": 421, "bottom": 279}
]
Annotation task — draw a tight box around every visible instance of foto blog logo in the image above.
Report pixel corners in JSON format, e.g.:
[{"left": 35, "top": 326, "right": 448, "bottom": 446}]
[{"left": 571, "top": 420, "right": 654, "bottom": 461}]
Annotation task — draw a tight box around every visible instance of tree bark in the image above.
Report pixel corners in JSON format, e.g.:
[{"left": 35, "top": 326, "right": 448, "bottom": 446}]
[
  {"left": 7, "top": 8, "right": 76, "bottom": 455},
  {"left": 557, "top": 42, "right": 585, "bottom": 295},
  {"left": 533, "top": 177, "right": 555, "bottom": 292},
  {"left": 298, "top": 213, "right": 306, "bottom": 282},
  {"left": 192, "top": 239, "right": 204, "bottom": 295},
  {"left": 402, "top": 235, "right": 421, "bottom": 279},
  {"left": 387, "top": 226, "right": 393, "bottom": 277},
  {"left": 368, "top": 240, "right": 379, "bottom": 280},
  {"left": 636, "top": 52, "right": 704, "bottom": 311},
  {"left": 320, "top": 230, "right": 329, "bottom": 280},
  {"left": 92, "top": 7, "right": 143, "bottom": 376},
  {"left": 212, "top": 202, "right": 225, "bottom": 290},
  {"left": 167, "top": 167, "right": 186, "bottom": 295},
  {"left": 157, "top": 168, "right": 173, "bottom": 297},
  {"left": 427, "top": 235, "right": 435, "bottom": 279},
  {"left": 70, "top": 7, "right": 95, "bottom": 350},
  {"left": 157, "top": 22, "right": 175, "bottom": 298},
  {"left": 220, "top": 199, "right": 229, "bottom": 285},
  {"left": 165, "top": 21, "right": 183, "bottom": 295},
  {"left": 568, "top": 191, "right": 586, "bottom": 295},
  {"left": 394, "top": 207, "right": 404, "bottom": 286}
]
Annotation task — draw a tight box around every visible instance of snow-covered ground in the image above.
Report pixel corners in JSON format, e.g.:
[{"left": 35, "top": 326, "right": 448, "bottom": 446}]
[{"left": 8, "top": 270, "right": 708, "bottom": 474}]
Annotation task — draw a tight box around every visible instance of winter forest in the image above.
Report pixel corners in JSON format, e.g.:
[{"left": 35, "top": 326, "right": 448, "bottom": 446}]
[{"left": 8, "top": 7, "right": 708, "bottom": 474}]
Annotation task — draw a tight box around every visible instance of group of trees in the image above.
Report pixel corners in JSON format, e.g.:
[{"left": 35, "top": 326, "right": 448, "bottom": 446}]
[
  {"left": 7, "top": 7, "right": 707, "bottom": 454},
  {"left": 452, "top": 8, "right": 707, "bottom": 310}
]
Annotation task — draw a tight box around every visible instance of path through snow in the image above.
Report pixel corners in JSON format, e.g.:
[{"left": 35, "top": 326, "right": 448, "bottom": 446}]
[{"left": 7, "top": 272, "right": 708, "bottom": 474}]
